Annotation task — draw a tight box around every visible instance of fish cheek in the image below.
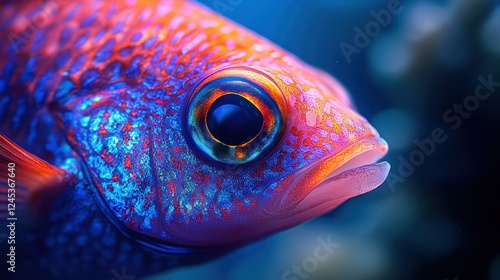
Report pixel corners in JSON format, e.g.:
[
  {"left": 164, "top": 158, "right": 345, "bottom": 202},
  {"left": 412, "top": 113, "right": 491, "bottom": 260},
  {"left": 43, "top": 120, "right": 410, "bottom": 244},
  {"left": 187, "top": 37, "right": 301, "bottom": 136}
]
[{"left": 56, "top": 94, "right": 175, "bottom": 239}]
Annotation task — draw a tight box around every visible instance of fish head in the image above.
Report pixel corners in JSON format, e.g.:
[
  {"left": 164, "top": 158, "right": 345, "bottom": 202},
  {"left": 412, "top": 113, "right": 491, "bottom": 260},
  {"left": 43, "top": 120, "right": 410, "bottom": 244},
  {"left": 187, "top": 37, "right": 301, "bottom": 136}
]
[
  {"left": 57, "top": 0, "right": 390, "bottom": 251},
  {"left": 175, "top": 62, "right": 390, "bottom": 247}
]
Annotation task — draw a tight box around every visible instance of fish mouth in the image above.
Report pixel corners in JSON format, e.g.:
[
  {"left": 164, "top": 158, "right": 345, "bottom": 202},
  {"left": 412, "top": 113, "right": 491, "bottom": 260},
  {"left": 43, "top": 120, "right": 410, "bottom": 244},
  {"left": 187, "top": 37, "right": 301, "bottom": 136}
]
[{"left": 265, "top": 137, "right": 390, "bottom": 216}]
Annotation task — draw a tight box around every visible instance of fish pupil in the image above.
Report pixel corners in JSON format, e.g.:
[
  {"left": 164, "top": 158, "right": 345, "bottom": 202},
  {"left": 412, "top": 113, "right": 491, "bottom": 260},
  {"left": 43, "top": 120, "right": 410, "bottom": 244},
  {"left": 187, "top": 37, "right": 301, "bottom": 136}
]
[{"left": 207, "top": 94, "right": 263, "bottom": 146}]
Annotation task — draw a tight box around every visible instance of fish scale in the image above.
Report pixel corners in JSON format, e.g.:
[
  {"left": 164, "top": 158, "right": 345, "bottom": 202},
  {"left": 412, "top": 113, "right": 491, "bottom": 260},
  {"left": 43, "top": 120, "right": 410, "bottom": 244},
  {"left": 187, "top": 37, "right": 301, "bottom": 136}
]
[{"left": 0, "top": 0, "right": 390, "bottom": 279}]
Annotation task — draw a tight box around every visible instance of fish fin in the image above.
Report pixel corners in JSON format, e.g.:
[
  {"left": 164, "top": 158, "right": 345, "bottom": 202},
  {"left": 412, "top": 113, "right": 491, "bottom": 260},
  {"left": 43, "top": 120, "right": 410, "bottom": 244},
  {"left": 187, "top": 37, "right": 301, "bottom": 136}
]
[{"left": 0, "top": 133, "right": 69, "bottom": 222}]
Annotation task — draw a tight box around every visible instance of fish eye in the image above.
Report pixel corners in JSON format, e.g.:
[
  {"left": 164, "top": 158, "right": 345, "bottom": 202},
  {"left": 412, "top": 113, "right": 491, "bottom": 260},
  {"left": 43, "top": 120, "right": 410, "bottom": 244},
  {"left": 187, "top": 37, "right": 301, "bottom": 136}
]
[
  {"left": 207, "top": 94, "right": 264, "bottom": 146},
  {"left": 184, "top": 67, "right": 287, "bottom": 165}
]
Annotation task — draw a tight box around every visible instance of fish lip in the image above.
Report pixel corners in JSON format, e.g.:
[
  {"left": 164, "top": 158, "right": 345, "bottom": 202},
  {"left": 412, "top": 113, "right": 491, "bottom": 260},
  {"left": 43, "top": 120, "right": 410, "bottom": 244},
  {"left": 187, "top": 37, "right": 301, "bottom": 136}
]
[{"left": 264, "top": 137, "right": 390, "bottom": 215}]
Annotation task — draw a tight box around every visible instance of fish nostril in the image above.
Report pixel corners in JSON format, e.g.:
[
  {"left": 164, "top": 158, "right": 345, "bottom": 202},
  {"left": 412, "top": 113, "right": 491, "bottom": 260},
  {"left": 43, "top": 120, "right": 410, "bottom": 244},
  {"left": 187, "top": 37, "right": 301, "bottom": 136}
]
[
  {"left": 207, "top": 94, "right": 264, "bottom": 146},
  {"left": 305, "top": 111, "right": 318, "bottom": 127}
]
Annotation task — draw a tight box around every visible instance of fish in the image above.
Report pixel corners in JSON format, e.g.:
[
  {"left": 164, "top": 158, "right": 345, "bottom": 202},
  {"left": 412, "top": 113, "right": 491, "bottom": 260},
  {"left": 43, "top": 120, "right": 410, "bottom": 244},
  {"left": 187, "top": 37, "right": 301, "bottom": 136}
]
[{"left": 0, "top": 0, "right": 390, "bottom": 279}]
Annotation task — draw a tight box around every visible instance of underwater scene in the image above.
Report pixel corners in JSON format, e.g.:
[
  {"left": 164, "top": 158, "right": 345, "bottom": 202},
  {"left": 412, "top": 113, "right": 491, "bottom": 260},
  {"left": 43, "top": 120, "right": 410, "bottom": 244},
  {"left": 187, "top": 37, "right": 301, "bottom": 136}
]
[{"left": 0, "top": 0, "right": 498, "bottom": 280}]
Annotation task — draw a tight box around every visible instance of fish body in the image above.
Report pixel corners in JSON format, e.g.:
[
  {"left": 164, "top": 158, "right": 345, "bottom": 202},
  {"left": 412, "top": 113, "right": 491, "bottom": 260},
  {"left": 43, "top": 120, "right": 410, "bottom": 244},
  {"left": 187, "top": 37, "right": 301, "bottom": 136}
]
[{"left": 0, "top": 0, "right": 390, "bottom": 279}]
